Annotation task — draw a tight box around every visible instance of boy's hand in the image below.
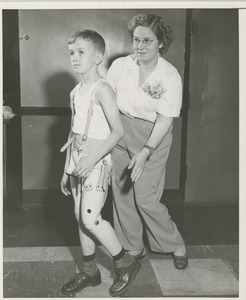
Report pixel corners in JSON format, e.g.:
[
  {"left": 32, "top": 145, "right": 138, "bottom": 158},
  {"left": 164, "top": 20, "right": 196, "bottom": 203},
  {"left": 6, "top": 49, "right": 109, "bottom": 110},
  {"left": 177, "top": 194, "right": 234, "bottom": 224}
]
[
  {"left": 61, "top": 173, "right": 71, "bottom": 196},
  {"left": 72, "top": 155, "right": 97, "bottom": 178}
]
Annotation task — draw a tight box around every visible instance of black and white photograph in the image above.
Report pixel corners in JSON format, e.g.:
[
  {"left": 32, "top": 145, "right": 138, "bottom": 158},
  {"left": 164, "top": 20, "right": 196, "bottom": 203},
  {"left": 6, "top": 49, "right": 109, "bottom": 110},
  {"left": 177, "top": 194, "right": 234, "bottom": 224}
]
[{"left": 1, "top": 1, "right": 245, "bottom": 299}]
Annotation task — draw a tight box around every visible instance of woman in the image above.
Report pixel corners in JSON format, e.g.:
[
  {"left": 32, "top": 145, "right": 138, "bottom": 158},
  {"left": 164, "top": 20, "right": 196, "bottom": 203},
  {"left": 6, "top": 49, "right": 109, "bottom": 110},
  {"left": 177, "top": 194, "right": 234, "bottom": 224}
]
[{"left": 107, "top": 13, "right": 188, "bottom": 269}]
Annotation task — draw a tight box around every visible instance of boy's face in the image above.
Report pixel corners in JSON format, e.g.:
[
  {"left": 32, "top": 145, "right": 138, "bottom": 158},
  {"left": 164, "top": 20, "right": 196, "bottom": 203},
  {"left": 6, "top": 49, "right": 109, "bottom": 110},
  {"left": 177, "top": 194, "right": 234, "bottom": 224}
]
[{"left": 69, "top": 38, "right": 100, "bottom": 75}]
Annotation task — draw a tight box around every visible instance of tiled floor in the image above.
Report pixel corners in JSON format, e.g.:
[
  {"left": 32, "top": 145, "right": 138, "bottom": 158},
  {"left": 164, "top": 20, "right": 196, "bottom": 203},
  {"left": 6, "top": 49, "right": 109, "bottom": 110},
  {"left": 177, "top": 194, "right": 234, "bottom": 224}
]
[
  {"left": 3, "top": 245, "right": 239, "bottom": 298},
  {"left": 3, "top": 202, "right": 239, "bottom": 298}
]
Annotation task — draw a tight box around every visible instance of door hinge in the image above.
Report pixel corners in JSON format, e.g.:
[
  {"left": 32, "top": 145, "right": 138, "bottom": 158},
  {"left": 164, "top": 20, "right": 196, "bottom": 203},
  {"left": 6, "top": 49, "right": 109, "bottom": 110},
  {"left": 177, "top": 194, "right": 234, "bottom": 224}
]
[
  {"left": 187, "top": 93, "right": 191, "bottom": 110},
  {"left": 185, "top": 165, "right": 188, "bottom": 181},
  {"left": 190, "top": 18, "right": 193, "bottom": 36}
]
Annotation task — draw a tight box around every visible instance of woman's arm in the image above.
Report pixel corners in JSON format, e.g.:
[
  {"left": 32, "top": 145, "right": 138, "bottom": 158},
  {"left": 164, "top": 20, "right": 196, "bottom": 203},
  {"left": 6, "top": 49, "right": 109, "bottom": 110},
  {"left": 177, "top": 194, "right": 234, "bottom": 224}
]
[
  {"left": 144, "top": 113, "right": 173, "bottom": 149},
  {"left": 129, "top": 113, "right": 173, "bottom": 182},
  {"left": 72, "top": 82, "right": 124, "bottom": 178}
]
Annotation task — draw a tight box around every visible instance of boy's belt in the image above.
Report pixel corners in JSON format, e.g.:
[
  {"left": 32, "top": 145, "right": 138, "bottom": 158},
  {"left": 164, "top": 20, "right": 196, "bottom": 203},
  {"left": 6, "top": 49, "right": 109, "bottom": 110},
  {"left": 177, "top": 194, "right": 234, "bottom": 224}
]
[{"left": 60, "top": 133, "right": 89, "bottom": 152}]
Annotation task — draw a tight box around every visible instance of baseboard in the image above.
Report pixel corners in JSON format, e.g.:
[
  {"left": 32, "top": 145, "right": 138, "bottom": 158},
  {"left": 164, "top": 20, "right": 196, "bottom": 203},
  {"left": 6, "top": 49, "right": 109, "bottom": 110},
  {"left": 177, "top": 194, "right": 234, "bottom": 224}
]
[
  {"left": 21, "top": 189, "right": 238, "bottom": 207},
  {"left": 22, "top": 188, "right": 182, "bottom": 206},
  {"left": 22, "top": 189, "right": 70, "bottom": 205}
]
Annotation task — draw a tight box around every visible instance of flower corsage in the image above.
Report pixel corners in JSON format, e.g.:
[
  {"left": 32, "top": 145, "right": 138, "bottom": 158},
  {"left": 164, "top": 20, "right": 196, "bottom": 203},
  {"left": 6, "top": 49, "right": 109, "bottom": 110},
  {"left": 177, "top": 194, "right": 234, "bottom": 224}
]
[{"left": 142, "top": 80, "right": 165, "bottom": 99}]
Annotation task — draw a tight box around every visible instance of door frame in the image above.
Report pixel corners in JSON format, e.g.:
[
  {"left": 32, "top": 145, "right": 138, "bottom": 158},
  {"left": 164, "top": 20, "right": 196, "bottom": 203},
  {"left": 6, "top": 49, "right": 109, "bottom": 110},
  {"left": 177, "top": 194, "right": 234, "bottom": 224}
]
[{"left": 3, "top": 9, "right": 192, "bottom": 207}]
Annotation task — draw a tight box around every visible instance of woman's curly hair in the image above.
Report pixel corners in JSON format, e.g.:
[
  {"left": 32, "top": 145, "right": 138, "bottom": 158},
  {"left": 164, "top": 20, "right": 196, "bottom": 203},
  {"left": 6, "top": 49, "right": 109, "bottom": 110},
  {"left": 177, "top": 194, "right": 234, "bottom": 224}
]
[{"left": 128, "top": 14, "right": 174, "bottom": 55}]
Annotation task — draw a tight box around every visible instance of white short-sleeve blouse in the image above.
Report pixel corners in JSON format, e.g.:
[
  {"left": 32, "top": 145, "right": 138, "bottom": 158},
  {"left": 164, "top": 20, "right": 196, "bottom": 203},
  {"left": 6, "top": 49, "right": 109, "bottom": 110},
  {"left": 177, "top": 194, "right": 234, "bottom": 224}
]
[{"left": 107, "top": 54, "right": 183, "bottom": 122}]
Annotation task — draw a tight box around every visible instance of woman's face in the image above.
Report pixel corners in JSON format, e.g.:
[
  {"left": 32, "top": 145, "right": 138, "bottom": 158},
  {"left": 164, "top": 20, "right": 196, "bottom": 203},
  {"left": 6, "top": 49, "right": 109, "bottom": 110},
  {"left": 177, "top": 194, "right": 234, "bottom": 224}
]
[{"left": 132, "top": 26, "right": 161, "bottom": 64}]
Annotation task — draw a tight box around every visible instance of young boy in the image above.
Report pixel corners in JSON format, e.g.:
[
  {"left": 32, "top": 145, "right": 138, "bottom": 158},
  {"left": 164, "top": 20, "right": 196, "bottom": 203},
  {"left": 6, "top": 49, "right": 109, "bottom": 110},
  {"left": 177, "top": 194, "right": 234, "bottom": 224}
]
[{"left": 60, "top": 30, "right": 141, "bottom": 297}]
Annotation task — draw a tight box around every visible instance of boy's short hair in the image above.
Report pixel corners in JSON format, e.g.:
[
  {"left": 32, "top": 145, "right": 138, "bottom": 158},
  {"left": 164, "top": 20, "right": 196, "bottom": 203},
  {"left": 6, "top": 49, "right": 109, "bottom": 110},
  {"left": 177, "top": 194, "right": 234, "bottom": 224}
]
[{"left": 68, "top": 30, "right": 105, "bottom": 55}]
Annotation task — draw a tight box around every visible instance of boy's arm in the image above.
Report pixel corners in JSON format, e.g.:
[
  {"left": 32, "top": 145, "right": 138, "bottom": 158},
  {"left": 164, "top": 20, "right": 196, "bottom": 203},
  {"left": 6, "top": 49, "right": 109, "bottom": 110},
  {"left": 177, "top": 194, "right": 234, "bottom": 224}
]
[
  {"left": 72, "top": 82, "right": 124, "bottom": 178},
  {"left": 92, "top": 82, "right": 124, "bottom": 161},
  {"left": 61, "top": 145, "right": 71, "bottom": 196}
]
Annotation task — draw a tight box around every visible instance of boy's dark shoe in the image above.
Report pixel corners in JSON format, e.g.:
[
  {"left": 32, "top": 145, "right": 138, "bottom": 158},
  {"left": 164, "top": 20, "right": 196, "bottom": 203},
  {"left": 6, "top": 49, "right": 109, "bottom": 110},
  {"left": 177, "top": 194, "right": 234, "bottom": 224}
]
[
  {"left": 109, "top": 258, "right": 141, "bottom": 297},
  {"left": 61, "top": 269, "right": 101, "bottom": 295}
]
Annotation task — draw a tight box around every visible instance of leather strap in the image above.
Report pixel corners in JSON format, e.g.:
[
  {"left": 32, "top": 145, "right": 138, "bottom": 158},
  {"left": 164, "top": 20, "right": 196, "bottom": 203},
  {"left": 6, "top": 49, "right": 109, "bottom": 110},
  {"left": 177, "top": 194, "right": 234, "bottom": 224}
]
[{"left": 80, "top": 78, "right": 105, "bottom": 141}]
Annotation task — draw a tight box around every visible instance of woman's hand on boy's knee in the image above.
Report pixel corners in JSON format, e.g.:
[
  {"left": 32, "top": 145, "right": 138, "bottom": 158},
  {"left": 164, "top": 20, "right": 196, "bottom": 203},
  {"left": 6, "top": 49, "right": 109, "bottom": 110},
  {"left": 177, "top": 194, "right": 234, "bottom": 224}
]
[{"left": 61, "top": 173, "right": 71, "bottom": 196}]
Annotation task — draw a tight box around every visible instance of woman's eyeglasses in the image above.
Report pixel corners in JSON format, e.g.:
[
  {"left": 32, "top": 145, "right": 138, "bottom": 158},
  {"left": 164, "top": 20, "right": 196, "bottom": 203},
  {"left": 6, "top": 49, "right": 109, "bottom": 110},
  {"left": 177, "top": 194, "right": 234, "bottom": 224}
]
[{"left": 133, "top": 37, "right": 158, "bottom": 46}]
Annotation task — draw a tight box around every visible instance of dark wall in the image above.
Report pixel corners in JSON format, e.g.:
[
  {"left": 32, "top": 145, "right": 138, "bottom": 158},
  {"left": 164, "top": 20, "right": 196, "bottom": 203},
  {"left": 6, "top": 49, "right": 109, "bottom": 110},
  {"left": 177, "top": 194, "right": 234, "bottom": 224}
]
[
  {"left": 185, "top": 10, "right": 239, "bottom": 202},
  {"left": 3, "top": 10, "right": 20, "bottom": 99},
  {"left": 3, "top": 10, "right": 22, "bottom": 207}
]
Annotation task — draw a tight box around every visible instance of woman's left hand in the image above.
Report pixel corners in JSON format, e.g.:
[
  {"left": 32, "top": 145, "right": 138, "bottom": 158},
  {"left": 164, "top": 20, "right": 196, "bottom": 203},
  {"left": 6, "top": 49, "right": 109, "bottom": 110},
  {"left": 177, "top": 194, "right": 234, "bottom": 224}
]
[
  {"left": 72, "top": 155, "right": 97, "bottom": 178},
  {"left": 128, "top": 148, "right": 150, "bottom": 182}
]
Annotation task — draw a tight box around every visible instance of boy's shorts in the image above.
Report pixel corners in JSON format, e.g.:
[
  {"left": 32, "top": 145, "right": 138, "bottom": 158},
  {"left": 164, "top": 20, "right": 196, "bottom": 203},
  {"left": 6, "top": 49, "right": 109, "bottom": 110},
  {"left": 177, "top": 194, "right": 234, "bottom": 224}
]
[{"left": 66, "top": 134, "right": 112, "bottom": 192}]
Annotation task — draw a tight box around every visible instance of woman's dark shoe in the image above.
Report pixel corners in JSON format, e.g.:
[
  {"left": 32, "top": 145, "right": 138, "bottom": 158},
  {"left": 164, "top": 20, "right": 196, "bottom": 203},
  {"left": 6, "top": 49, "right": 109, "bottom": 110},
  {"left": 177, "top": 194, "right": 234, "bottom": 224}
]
[
  {"left": 173, "top": 251, "right": 188, "bottom": 270},
  {"left": 61, "top": 269, "right": 101, "bottom": 295},
  {"left": 109, "top": 258, "right": 141, "bottom": 297}
]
